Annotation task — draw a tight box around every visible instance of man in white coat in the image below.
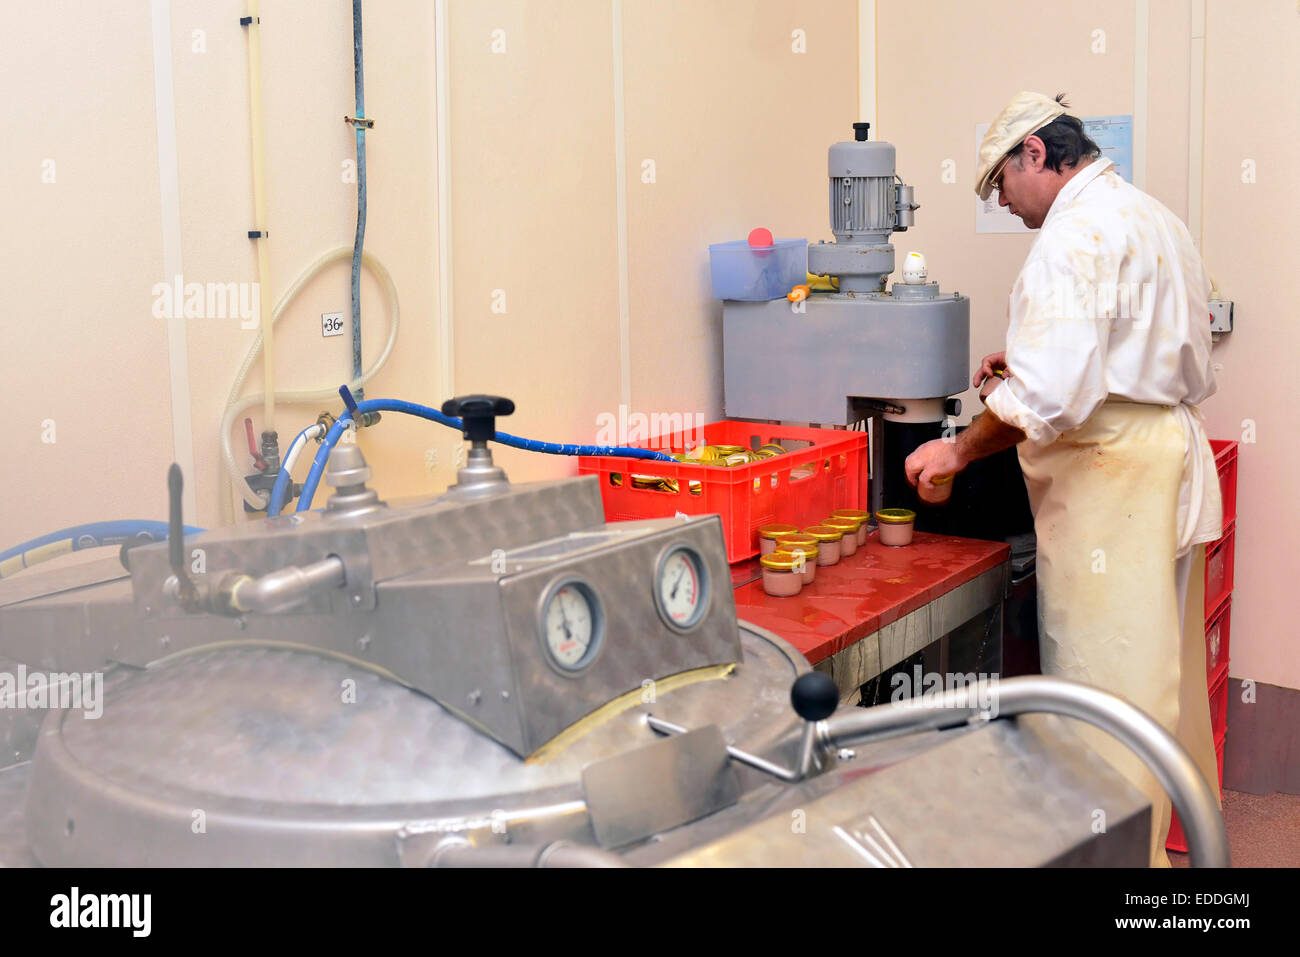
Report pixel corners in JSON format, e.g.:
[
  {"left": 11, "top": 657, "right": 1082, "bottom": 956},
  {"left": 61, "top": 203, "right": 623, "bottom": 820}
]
[{"left": 904, "top": 92, "right": 1223, "bottom": 867}]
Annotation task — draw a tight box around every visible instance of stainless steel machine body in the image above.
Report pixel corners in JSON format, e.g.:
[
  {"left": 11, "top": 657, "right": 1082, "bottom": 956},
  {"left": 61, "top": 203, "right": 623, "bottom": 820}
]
[{"left": 0, "top": 399, "right": 1228, "bottom": 867}]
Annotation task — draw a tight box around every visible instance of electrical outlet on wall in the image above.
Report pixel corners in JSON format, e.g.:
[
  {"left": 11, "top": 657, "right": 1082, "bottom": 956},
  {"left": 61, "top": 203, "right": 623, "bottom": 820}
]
[{"left": 1208, "top": 300, "right": 1233, "bottom": 333}]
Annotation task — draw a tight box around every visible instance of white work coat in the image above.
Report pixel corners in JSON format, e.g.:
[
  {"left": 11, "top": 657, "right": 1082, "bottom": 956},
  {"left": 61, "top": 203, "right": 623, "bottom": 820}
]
[
  {"left": 984, "top": 157, "right": 1224, "bottom": 865},
  {"left": 985, "top": 157, "right": 1223, "bottom": 555}
]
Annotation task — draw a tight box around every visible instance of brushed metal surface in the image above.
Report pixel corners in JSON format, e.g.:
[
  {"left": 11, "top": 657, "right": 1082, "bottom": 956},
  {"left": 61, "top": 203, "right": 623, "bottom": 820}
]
[
  {"left": 0, "top": 556, "right": 129, "bottom": 609},
  {"left": 582, "top": 725, "right": 739, "bottom": 848},
  {"left": 657, "top": 714, "right": 1150, "bottom": 867},
  {"left": 126, "top": 476, "right": 608, "bottom": 619},
  {"left": 23, "top": 623, "right": 804, "bottom": 866},
  {"left": 499, "top": 517, "right": 741, "bottom": 754}
]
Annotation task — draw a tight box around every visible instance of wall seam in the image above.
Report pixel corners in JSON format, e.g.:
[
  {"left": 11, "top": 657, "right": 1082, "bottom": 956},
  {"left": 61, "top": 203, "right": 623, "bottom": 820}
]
[
  {"left": 1133, "top": 0, "right": 1150, "bottom": 190},
  {"left": 858, "top": 0, "right": 876, "bottom": 131},
  {"left": 1188, "top": 0, "right": 1207, "bottom": 250},
  {"left": 435, "top": 0, "right": 454, "bottom": 399},
  {"left": 612, "top": 0, "right": 632, "bottom": 412},
  {"left": 150, "top": 0, "right": 197, "bottom": 519}
]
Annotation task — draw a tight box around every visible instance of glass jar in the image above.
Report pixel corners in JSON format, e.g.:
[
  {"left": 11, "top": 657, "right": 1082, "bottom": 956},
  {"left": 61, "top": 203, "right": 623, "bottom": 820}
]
[
  {"left": 875, "top": 508, "right": 916, "bottom": 546},
  {"left": 801, "top": 525, "right": 844, "bottom": 565},
  {"left": 775, "top": 543, "right": 818, "bottom": 585},
  {"left": 822, "top": 516, "right": 862, "bottom": 556},
  {"left": 779, "top": 533, "right": 820, "bottom": 557},
  {"left": 757, "top": 523, "right": 800, "bottom": 556},
  {"left": 831, "top": 508, "right": 871, "bottom": 545},
  {"left": 759, "top": 551, "right": 804, "bottom": 597},
  {"left": 918, "top": 473, "right": 953, "bottom": 505}
]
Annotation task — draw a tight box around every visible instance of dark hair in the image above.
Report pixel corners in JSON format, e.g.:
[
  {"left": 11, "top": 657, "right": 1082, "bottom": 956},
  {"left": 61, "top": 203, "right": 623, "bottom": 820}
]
[{"left": 1009, "top": 93, "right": 1101, "bottom": 173}]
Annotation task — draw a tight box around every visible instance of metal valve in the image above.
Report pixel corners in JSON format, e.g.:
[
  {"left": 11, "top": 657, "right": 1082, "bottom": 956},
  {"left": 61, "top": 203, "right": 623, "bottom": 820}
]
[{"left": 440, "top": 394, "right": 515, "bottom": 500}]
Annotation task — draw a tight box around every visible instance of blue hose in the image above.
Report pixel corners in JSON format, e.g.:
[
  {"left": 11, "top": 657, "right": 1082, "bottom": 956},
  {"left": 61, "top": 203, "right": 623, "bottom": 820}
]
[
  {"left": 265, "top": 422, "right": 320, "bottom": 516},
  {"left": 0, "top": 520, "right": 204, "bottom": 580},
  {"left": 279, "top": 398, "right": 676, "bottom": 516}
]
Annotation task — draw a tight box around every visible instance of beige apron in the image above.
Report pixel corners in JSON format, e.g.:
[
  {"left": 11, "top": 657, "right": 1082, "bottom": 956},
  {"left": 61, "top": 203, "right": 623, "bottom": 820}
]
[{"left": 1017, "top": 400, "right": 1220, "bottom": 867}]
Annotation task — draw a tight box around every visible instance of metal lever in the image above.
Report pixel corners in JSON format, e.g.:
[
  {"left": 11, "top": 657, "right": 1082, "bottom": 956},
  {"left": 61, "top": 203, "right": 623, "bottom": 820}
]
[
  {"left": 646, "top": 671, "right": 840, "bottom": 784},
  {"left": 646, "top": 715, "right": 801, "bottom": 783},
  {"left": 167, "top": 464, "right": 200, "bottom": 611},
  {"left": 790, "top": 671, "right": 839, "bottom": 775}
]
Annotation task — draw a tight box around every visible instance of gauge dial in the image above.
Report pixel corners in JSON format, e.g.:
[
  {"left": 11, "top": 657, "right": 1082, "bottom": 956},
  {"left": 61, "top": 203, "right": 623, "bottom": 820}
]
[
  {"left": 542, "top": 582, "right": 601, "bottom": 671},
  {"left": 657, "top": 547, "right": 708, "bottom": 630}
]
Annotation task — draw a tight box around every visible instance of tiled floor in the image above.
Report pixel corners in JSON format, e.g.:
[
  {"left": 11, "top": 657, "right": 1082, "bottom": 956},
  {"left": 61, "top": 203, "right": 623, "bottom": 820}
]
[{"left": 1168, "top": 788, "right": 1300, "bottom": 867}]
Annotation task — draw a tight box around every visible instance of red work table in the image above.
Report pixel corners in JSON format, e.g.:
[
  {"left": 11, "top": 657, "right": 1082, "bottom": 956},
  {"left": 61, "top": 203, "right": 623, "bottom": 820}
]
[{"left": 731, "top": 531, "right": 1011, "bottom": 704}]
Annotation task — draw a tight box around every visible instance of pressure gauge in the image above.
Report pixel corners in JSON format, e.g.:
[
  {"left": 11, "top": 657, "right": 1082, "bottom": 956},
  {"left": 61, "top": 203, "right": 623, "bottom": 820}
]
[
  {"left": 540, "top": 580, "right": 603, "bottom": 673},
  {"left": 655, "top": 546, "right": 709, "bottom": 632}
]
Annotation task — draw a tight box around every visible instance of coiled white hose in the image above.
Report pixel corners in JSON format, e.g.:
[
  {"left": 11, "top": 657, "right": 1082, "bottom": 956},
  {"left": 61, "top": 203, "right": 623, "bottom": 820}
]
[{"left": 220, "top": 246, "right": 399, "bottom": 517}]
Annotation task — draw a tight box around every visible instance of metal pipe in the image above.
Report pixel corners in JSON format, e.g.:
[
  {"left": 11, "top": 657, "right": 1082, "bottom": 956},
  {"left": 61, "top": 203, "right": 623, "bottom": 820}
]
[
  {"left": 430, "top": 840, "right": 626, "bottom": 868},
  {"left": 820, "top": 675, "right": 1230, "bottom": 868},
  {"left": 227, "top": 556, "right": 346, "bottom": 615},
  {"left": 350, "top": 0, "right": 367, "bottom": 401},
  {"left": 242, "top": 0, "right": 275, "bottom": 432}
]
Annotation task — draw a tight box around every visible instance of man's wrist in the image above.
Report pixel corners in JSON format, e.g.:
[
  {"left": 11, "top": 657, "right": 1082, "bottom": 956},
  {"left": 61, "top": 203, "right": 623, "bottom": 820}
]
[{"left": 952, "top": 429, "right": 974, "bottom": 470}]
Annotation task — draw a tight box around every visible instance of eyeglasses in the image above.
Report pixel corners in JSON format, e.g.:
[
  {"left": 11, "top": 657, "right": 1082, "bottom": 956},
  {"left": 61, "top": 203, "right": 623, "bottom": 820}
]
[{"left": 989, "top": 146, "right": 1023, "bottom": 194}]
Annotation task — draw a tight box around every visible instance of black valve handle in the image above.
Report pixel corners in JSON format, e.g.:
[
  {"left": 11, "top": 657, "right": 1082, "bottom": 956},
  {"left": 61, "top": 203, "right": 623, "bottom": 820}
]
[
  {"left": 441, "top": 395, "right": 514, "bottom": 444},
  {"left": 791, "top": 672, "right": 839, "bottom": 722},
  {"left": 166, "top": 464, "right": 199, "bottom": 607}
]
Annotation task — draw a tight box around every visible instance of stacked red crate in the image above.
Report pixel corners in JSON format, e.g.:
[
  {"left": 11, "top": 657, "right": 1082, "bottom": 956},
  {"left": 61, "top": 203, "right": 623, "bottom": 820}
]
[{"left": 1167, "top": 440, "right": 1238, "bottom": 853}]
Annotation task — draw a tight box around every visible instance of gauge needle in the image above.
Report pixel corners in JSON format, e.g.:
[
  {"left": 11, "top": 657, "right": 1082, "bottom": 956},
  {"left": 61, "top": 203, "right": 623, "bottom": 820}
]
[
  {"left": 559, "top": 595, "right": 573, "bottom": 640},
  {"left": 670, "top": 565, "right": 687, "bottom": 599}
]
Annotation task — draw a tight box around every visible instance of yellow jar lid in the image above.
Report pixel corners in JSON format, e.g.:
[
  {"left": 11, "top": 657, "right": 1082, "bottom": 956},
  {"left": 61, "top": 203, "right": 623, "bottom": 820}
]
[
  {"left": 832, "top": 508, "right": 870, "bottom": 522},
  {"left": 875, "top": 508, "right": 916, "bottom": 525},
  {"left": 779, "top": 534, "right": 819, "bottom": 550},
  {"left": 823, "top": 516, "right": 861, "bottom": 532},
  {"left": 775, "top": 544, "right": 818, "bottom": 562},
  {"left": 802, "top": 525, "right": 843, "bottom": 542},
  {"left": 757, "top": 523, "right": 799, "bottom": 540},
  {"left": 760, "top": 552, "right": 802, "bottom": 571}
]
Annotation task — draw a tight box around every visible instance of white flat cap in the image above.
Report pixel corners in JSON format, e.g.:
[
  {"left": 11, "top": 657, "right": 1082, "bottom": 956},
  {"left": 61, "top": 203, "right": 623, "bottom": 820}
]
[{"left": 974, "top": 91, "right": 1067, "bottom": 200}]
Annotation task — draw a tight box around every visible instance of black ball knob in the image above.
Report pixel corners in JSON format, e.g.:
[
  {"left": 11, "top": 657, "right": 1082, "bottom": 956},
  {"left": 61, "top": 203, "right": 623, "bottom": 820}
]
[{"left": 791, "top": 672, "right": 839, "bottom": 722}]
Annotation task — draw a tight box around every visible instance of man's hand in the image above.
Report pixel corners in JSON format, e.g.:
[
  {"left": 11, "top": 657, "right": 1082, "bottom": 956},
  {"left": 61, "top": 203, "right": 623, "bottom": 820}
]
[
  {"left": 973, "top": 351, "right": 1009, "bottom": 388},
  {"left": 905, "top": 438, "right": 967, "bottom": 494}
]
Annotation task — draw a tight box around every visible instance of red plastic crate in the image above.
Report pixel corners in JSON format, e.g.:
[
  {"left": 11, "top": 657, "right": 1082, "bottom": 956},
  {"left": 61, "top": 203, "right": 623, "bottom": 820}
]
[
  {"left": 577, "top": 421, "right": 868, "bottom": 563},
  {"left": 1210, "top": 439, "right": 1238, "bottom": 528},
  {"left": 1208, "top": 664, "right": 1229, "bottom": 738},
  {"left": 1167, "top": 729, "right": 1225, "bottom": 853},
  {"left": 1205, "top": 598, "right": 1231, "bottom": 681},
  {"left": 1204, "top": 521, "right": 1235, "bottom": 618}
]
